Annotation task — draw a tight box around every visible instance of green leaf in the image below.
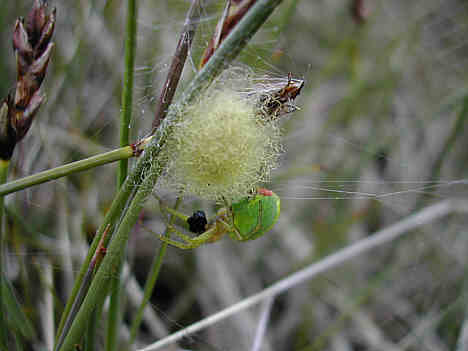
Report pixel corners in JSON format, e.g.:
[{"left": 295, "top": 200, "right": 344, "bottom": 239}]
[{"left": 2, "top": 276, "right": 36, "bottom": 340}]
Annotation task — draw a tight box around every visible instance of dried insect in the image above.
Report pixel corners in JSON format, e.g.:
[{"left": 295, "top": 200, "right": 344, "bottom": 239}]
[{"left": 257, "top": 72, "right": 305, "bottom": 120}]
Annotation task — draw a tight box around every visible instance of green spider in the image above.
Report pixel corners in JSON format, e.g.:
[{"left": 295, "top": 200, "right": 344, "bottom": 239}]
[{"left": 154, "top": 188, "right": 280, "bottom": 249}]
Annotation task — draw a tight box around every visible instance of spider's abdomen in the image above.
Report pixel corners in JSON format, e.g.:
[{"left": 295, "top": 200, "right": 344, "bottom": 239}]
[{"left": 230, "top": 191, "right": 280, "bottom": 241}]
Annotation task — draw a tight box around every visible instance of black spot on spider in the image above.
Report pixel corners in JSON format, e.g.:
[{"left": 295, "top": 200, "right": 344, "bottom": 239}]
[{"left": 187, "top": 211, "right": 207, "bottom": 234}]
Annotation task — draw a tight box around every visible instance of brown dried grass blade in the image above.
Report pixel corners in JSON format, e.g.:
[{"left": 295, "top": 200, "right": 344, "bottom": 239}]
[
  {"left": 151, "top": 0, "right": 201, "bottom": 131},
  {"left": 199, "top": 0, "right": 257, "bottom": 68}
]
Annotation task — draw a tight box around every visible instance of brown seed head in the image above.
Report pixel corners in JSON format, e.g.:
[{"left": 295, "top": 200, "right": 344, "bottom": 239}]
[{"left": 0, "top": 0, "right": 55, "bottom": 160}]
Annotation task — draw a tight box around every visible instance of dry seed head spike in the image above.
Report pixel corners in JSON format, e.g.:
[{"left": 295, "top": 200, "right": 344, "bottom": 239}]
[
  {"left": 0, "top": 0, "right": 55, "bottom": 161},
  {"left": 34, "top": 7, "right": 56, "bottom": 55},
  {"left": 25, "top": 0, "right": 54, "bottom": 48}
]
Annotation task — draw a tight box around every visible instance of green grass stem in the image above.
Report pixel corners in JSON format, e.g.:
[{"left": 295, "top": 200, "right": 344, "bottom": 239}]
[
  {"left": 0, "top": 140, "right": 153, "bottom": 197},
  {"left": 108, "top": 0, "right": 139, "bottom": 349},
  {"left": 430, "top": 95, "right": 468, "bottom": 180},
  {"left": 55, "top": 130, "right": 159, "bottom": 349},
  {"left": 59, "top": 163, "right": 157, "bottom": 351},
  {"left": 54, "top": 158, "right": 145, "bottom": 348},
  {"left": 129, "top": 197, "right": 182, "bottom": 344},
  {"left": 415, "top": 95, "right": 468, "bottom": 209},
  {"left": 118, "top": 0, "right": 138, "bottom": 188}
]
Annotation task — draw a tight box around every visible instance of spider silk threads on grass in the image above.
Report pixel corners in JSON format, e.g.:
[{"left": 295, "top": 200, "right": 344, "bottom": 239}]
[{"left": 160, "top": 87, "right": 282, "bottom": 203}]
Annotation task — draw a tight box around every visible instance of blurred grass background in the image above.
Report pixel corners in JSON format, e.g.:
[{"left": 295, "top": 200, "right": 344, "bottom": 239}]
[{"left": 1, "top": 0, "right": 468, "bottom": 350}]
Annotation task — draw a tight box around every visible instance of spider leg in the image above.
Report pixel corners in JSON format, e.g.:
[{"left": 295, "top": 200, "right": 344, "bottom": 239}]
[
  {"left": 216, "top": 202, "right": 243, "bottom": 241},
  {"left": 152, "top": 194, "right": 191, "bottom": 232},
  {"left": 207, "top": 216, "right": 234, "bottom": 242},
  {"left": 156, "top": 235, "right": 196, "bottom": 250},
  {"left": 147, "top": 225, "right": 221, "bottom": 250},
  {"left": 162, "top": 206, "right": 190, "bottom": 223}
]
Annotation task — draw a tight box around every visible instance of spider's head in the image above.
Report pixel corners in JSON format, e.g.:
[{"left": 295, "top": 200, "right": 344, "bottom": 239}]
[{"left": 187, "top": 211, "right": 208, "bottom": 234}]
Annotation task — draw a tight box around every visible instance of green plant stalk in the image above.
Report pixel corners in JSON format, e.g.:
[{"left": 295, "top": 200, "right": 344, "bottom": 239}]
[
  {"left": 55, "top": 224, "right": 111, "bottom": 351},
  {"left": 56, "top": 150, "right": 157, "bottom": 350},
  {"left": 58, "top": 1, "right": 283, "bottom": 349},
  {"left": 415, "top": 95, "right": 468, "bottom": 210},
  {"left": 118, "top": 0, "right": 137, "bottom": 188},
  {"left": 105, "top": 254, "right": 124, "bottom": 351},
  {"left": 0, "top": 135, "right": 156, "bottom": 198},
  {"left": 57, "top": 253, "right": 95, "bottom": 351},
  {"left": 84, "top": 308, "right": 97, "bottom": 351},
  {"left": 108, "top": 0, "right": 138, "bottom": 349},
  {"left": 84, "top": 280, "right": 105, "bottom": 351},
  {"left": 59, "top": 164, "right": 158, "bottom": 351},
  {"left": 54, "top": 134, "right": 154, "bottom": 347},
  {"left": 129, "top": 197, "right": 182, "bottom": 344},
  {"left": 0, "top": 145, "right": 139, "bottom": 197},
  {"left": 55, "top": 134, "right": 160, "bottom": 348},
  {"left": 84, "top": 238, "right": 107, "bottom": 351},
  {"left": 0, "top": 159, "right": 9, "bottom": 347},
  {"left": 430, "top": 97, "right": 468, "bottom": 177},
  {"left": 54, "top": 157, "right": 146, "bottom": 346}
]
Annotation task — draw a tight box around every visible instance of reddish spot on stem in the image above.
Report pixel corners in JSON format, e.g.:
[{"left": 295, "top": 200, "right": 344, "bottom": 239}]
[
  {"left": 99, "top": 247, "right": 107, "bottom": 256},
  {"left": 131, "top": 142, "right": 143, "bottom": 156}
]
